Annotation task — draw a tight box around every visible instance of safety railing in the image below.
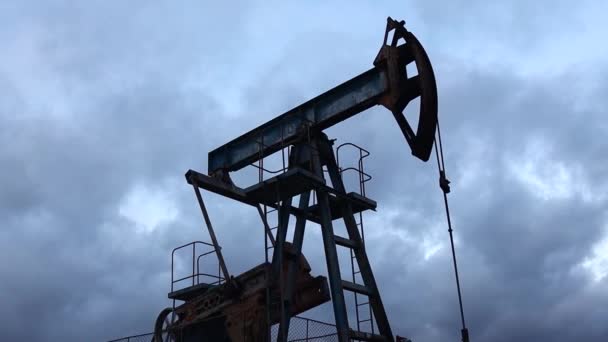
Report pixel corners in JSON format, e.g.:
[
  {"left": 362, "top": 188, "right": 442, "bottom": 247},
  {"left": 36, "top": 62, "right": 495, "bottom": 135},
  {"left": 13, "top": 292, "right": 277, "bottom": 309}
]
[
  {"left": 107, "top": 332, "right": 153, "bottom": 342},
  {"left": 108, "top": 316, "right": 337, "bottom": 342},
  {"left": 270, "top": 316, "right": 339, "bottom": 341},
  {"left": 246, "top": 117, "right": 323, "bottom": 263},
  {"left": 171, "top": 241, "right": 224, "bottom": 293},
  {"left": 247, "top": 114, "right": 324, "bottom": 183},
  {"left": 336, "top": 142, "right": 372, "bottom": 197}
]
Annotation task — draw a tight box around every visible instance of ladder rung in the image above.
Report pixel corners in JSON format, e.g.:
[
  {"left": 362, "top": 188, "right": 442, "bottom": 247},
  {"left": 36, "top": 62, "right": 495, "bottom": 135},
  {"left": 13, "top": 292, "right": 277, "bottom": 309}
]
[
  {"left": 357, "top": 301, "right": 369, "bottom": 306},
  {"left": 353, "top": 270, "right": 361, "bottom": 275},
  {"left": 348, "top": 329, "right": 386, "bottom": 341},
  {"left": 342, "top": 280, "right": 372, "bottom": 296},
  {"left": 334, "top": 235, "right": 358, "bottom": 249},
  {"left": 359, "top": 318, "right": 372, "bottom": 323}
]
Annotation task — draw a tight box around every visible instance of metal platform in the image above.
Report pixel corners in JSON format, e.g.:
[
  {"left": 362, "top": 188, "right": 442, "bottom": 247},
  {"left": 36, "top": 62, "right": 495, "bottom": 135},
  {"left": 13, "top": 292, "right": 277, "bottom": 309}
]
[
  {"left": 244, "top": 168, "right": 325, "bottom": 206},
  {"left": 186, "top": 167, "right": 376, "bottom": 224}
]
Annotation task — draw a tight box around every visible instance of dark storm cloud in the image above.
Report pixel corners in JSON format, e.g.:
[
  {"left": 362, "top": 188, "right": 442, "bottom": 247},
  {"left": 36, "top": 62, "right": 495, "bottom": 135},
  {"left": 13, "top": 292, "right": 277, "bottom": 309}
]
[
  {"left": 1, "top": 1, "right": 607, "bottom": 342},
  {"left": 0, "top": 3, "right": 245, "bottom": 339},
  {"left": 351, "top": 63, "right": 608, "bottom": 341},
  {"left": 0, "top": 79, "right": 226, "bottom": 340}
]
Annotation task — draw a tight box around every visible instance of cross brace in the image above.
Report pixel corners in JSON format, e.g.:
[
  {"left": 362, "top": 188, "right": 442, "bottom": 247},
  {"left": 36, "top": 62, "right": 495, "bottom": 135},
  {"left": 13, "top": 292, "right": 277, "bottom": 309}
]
[{"left": 269, "top": 133, "right": 394, "bottom": 342}]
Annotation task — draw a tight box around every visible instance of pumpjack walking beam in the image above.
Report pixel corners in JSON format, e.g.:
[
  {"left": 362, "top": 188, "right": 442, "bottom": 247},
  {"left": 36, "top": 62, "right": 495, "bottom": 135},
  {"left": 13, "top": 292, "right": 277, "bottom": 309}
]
[{"left": 206, "top": 17, "right": 437, "bottom": 180}]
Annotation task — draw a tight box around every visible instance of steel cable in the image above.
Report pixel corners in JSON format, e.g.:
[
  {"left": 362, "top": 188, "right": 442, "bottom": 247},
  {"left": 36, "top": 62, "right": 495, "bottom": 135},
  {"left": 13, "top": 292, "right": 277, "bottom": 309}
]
[{"left": 433, "top": 120, "right": 470, "bottom": 342}]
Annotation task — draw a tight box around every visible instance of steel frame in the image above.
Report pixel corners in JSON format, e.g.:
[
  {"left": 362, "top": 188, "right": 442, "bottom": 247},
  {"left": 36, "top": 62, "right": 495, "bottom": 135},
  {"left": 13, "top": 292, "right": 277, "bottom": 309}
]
[{"left": 151, "top": 16, "right": 439, "bottom": 342}]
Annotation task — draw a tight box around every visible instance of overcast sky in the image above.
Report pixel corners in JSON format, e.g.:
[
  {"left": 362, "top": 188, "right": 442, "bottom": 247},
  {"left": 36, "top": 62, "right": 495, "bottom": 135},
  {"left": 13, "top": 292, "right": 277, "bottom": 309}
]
[{"left": 1, "top": 1, "right": 607, "bottom": 341}]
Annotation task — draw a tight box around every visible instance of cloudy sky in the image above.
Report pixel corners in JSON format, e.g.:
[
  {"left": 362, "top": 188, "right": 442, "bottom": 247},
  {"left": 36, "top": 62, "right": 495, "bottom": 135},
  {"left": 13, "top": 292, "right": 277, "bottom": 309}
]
[{"left": 1, "top": 1, "right": 607, "bottom": 341}]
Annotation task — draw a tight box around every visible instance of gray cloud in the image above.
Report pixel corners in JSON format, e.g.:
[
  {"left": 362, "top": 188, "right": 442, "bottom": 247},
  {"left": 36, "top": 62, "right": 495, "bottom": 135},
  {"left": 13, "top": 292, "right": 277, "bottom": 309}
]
[{"left": 1, "top": 1, "right": 607, "bottom": 342}]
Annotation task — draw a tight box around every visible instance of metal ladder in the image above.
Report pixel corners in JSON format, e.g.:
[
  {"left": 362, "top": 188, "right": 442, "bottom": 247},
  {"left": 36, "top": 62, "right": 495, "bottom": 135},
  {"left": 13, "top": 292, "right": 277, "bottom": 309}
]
[
  {"left": 351, "top": 214, "right": 374, "bottom": 333},
  {"left": 336, "top": 143, "right": 376, "bottom": 337},
  {"left": 310, "top": 136, "right": 393, "bottom": 341}
]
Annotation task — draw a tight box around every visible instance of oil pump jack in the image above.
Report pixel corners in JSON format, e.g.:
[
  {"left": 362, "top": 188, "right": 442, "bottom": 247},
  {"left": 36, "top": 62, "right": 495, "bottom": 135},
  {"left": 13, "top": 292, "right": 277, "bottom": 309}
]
[{"left": 153, "top": 17, "right": 469, "bottom": 342}]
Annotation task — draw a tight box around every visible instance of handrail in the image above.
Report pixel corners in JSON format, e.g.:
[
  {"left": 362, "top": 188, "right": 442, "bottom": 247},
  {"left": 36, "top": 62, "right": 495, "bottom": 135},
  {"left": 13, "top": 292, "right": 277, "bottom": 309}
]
[
  {"left": 171, "top": 241, "right": 224, "bottom": 292},
  {"left": 197, "top": 251, "right": 224, "bottom": 286},
  {"left": 338, "top": 167, "right": 372, "bottom": 183},
  {"left": 336, "top": 142, "right": 370, "bottom": 158},
  {"left": 249, "top": 131, "right": 323, "bottom": 181},
  {"left": 336, "top": 142, "right": 372, "bottom": 197}
]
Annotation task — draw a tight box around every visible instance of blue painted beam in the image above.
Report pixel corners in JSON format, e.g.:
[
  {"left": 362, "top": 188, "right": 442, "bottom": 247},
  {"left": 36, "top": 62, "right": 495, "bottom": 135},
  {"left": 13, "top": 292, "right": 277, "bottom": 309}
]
[
  {"left": 207, "top": 18, "right": 439, "bottom": 174},
  {"left": 207, "top": 67, "right": 388, "bottom": 175}
]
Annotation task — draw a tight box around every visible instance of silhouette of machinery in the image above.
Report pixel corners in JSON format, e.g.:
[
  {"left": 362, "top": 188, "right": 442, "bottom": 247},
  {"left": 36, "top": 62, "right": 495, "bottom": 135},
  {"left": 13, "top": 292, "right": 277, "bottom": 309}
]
[{"left": 153, "top": 17, "right": 458, "bottom": 342}]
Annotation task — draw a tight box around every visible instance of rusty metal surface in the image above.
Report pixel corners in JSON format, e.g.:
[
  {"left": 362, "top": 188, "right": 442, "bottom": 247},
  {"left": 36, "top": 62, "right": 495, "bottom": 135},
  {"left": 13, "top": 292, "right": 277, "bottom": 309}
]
[
  {"left": 159, "top": 245, "right": 330, "bottom": 341},
  {"left": 374, "top": 17, "right": 438, "bottom": 161}
]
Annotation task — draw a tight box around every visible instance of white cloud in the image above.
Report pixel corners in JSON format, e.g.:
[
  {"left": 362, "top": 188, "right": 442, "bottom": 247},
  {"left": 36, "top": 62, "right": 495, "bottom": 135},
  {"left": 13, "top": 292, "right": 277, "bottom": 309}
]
[
  {"left": 119, "top": 182, "right": 178, "bottom": 233},
  {"left": 422, "top": 239, "right": 444, "bottom": 261},
  {"left": 581, "top": 227, "right": 608, "bottom": 283},
  {"left": 366, "top": 206, "right": 446, "bottom": 263},
  {"left": 507, "top": 137, "right": 598, "bottom": 202},
  {"left": 424, "top": 1, "right": 608, "bottom": 78}
]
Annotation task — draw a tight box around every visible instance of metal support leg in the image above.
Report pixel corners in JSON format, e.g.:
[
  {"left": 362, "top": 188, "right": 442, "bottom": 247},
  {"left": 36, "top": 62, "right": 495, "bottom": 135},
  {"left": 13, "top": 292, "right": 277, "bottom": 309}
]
[
  {"left": 319, "top": 137, "right": 395, "bottom": 340},
  {"left": 277, "top": 191, "right": 311, "bottom": 342},
  {"left": 191, "top": 184, "right": 231, "bottom": 283},
  {"left": 309, "top": 139, "right": 350, "bottom": 342},
  {"left": 271, "top": 142, "right": 308, "bottom": 277},
  {"left": 317, "top": 189, "right": 350, "bottom": 342},
  {"left": 271, "top": 197, "right": 294, "bottom": 278}
]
